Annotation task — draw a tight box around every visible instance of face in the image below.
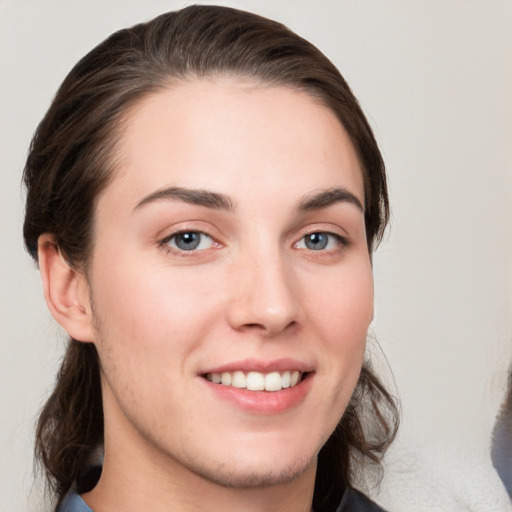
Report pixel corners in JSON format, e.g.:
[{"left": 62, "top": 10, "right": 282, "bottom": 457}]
[{"left": 85, "top": 78, "right": 373, "bottom": 488}]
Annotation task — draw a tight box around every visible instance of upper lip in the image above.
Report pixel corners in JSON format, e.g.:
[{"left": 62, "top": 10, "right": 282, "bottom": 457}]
[{"left": 200, "top": 358, "right": 314, "bottom": 375}]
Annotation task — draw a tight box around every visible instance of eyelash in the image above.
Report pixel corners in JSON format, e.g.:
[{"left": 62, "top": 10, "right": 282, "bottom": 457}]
[
  {"left": 160, "top": 229, "right": 348, "bottom": 258},
  {"left": 294, "top": 231, "right": 348, "bottom": 252},
  {"left": 160, "top": 230, "right": 218, "bottom": 257}
]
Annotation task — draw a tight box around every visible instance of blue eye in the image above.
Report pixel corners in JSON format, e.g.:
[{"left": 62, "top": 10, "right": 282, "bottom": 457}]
[
  {"left": 297, "top": 232, "right": 343, "bottom": 251},
  {"left": 304, "top": 233, "right": 328, "bottom": 250},
  {"left": 166, "top": 231, "right": 214, "bottom": 251}
]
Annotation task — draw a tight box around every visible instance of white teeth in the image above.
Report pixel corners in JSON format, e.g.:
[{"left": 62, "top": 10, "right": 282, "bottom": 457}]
[
  {"left": 205, "top": 370, "right": 304, "bottom": 392},
  {"left": 231, "top": 371, "right": 246, "bottom": 388},
  {"left": 221, "top": 372, "right": 232, "bottom": 386},
  {"left": 264, "top": 371, "right": 282, "bottom": 391},
  {"left": 246, "top": 372, "right": 265, "bottom": 391}
]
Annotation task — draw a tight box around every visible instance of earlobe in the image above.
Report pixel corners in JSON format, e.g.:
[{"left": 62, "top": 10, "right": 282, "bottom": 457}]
[{"left": 38, "top": 234, "right": 95, "bottom": 342}]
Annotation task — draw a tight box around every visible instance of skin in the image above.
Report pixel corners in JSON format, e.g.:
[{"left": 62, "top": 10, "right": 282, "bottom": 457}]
[{"left": 40, "top": 78, "right": 373, "bottom": 512}]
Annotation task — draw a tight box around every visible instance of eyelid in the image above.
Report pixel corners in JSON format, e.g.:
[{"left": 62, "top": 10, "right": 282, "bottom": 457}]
[
  {"left": 157, "top": 220, "right": 222, "bottom": 245},
  {"left": 161, "top": 229, "right": 211, "bottom": 244},
  {"left": 294, "top": 221, "right": 350, "bottom": 242}
]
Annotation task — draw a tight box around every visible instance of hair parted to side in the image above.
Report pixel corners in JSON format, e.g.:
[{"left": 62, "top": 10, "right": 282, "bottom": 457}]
[{"left": 23, "top": 5, "right": 398, "bottom": 510}]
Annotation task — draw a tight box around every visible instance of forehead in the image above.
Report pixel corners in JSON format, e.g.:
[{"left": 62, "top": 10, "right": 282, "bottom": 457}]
[{"left": 103, "top": 78, "right": 364, "bottom": 209}]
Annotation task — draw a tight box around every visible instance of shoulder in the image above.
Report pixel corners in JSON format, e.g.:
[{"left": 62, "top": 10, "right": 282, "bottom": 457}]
[
  {"left": 56, "top": 465, "right": 100, "bottom": 512},
  {"left": 338, "top": 488, "right": 389, "bottom": 512},
  {"left": 56, "top": 491, "right": 93, "bottom": 512}
]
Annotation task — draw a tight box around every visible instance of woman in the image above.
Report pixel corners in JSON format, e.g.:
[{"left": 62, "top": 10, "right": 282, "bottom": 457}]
[{"left": 23, "top": 5, "right": 398, "bottom": 512}]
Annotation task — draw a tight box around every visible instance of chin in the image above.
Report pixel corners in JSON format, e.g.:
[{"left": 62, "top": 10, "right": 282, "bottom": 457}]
[{"left": 184, "top": 451, "right": 316, "bottom": 489}]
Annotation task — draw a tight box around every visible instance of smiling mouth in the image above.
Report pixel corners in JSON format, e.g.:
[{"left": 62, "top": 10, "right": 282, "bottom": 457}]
[{"left": 204, "top": 370, "right": 305, "bottom": 392}]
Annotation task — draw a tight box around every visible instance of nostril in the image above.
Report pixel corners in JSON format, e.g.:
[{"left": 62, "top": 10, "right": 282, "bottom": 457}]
[{"left": 238, "top": 319, "right": 298, "bottom": 336}]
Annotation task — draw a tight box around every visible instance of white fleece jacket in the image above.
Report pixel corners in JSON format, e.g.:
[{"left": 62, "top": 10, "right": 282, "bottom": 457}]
[{"left": 372, "top": 446, "right": 511, "bottom": 512}]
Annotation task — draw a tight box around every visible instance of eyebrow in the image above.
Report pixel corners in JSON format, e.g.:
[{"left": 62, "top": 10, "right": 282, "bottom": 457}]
[
  {"left": 297, "top": 188, "right": 364, "bottom": 213},
  {"left": 134, "top": 186, "right": 235, "bottom": 212},
  {"left": 133, "top": 185, "right": 363, "bottom": 215}
]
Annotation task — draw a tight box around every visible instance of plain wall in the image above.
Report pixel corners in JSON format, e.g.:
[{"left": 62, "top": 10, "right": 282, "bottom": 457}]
[{"left": 1, "top": 1, "right": 511, "bottom": 510}]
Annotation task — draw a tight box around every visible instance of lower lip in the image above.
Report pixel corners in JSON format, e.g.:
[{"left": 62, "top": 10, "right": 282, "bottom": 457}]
[{"left": 201, "top": 373, "right": 313, "bottom": 415}]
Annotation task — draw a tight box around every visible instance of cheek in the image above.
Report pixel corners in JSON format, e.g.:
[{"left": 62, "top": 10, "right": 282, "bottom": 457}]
[
  {"left": 313, "top": 261, "right": 373, "bottom": 341},
  {"left": 309, "top": 259, "right": 373, "bottom": 391},
  {"left": 89, "top": 250, "right": 222, "bottom": 367},
  {"left": 88, "top": 260, "right": 209, "bottom": 417}
]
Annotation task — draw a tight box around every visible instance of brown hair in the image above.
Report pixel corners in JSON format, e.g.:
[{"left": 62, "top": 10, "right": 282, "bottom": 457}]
[{"left": 23, "top": 5, "right": 398, "bottom": 510}]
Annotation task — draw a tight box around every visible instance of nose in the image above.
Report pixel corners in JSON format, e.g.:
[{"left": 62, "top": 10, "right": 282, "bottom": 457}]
[{"left": 226, "top": 250, "right": 301, "bottom": 337}]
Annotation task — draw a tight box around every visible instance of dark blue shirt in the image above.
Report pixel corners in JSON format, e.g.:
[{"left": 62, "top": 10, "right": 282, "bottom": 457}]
[{"left": 58, "top": 486, "right": 387, "bottom": 512}]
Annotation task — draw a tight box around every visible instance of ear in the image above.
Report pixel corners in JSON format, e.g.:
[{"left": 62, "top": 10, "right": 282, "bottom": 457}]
[{"left": 38, "top": 234, "right": 95, "bottom": 342}]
